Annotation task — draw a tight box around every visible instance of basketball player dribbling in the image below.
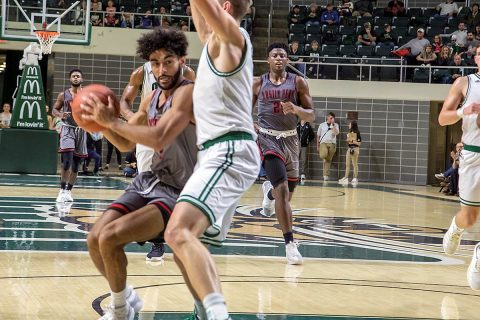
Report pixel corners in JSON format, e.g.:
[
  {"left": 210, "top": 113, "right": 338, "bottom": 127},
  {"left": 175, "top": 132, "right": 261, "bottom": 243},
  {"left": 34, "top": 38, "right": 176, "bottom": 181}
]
[
  {"left": 81, "top": 28, "right": 197, "bottom": 319},
  {"left": 253, "top": 43, "right": 315, "bottom": 265},
  {"left": 162, "top": 1, "right": 260, "bottom": 319},
  {"left": 439, "top": 45, "right": 480, "bottom": 290},
  {"left": 52, "top": 69, "right": 87, "bottom": 203},
  {"left": 119, "top": 53, "right": 196, "bottom": 262}
]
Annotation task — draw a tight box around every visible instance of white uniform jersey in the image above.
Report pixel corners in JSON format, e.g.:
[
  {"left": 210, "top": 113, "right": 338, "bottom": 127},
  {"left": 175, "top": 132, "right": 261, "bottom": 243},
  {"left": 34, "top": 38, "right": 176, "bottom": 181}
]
[
  {"left": 192, "top": 28, "right": 257, "bottom": 146},
  {"left": 141, "top": 62, "right": 158, "bottom": 102},
  {"left": 459, "top": 74, "right": 480, "bottom": 146}
]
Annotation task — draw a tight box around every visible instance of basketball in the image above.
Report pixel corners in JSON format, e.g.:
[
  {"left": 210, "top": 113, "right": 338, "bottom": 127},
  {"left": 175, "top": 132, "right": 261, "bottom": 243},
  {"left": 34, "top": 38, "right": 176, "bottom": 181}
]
[{"left": 71, "top": 84, "right": 120, "bottom": 132}]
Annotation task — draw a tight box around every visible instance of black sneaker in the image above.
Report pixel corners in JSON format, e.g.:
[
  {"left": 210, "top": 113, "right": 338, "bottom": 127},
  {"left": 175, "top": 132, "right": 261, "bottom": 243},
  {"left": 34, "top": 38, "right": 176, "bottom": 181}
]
[{"left": 146, "top": 243, "right": 165, "bottom": 261}]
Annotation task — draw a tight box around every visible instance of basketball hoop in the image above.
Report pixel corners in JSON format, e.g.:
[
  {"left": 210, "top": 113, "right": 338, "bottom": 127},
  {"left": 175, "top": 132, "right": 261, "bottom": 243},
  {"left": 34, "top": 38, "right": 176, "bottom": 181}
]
[{"left": 34, "top": 30, "right": 60, "bottom": 54}]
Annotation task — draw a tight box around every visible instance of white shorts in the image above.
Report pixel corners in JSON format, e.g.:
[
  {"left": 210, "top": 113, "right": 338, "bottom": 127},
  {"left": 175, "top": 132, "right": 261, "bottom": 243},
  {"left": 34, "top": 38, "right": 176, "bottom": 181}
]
[
  {"left": 459, "top": 150, "right": 480, "bottom": 206},
  {"left": 178, "top": 137, "right": 261, "bottom": 246},
  {"left": 136, "top": 143, "right": 154, "bottom": 173}
]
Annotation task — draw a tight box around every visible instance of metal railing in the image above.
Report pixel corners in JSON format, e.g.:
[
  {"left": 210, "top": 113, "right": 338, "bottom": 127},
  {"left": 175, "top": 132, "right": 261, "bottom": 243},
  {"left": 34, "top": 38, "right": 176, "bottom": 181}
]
[{"left": 267, "top": 0, "right": 274, "bottom": 46}]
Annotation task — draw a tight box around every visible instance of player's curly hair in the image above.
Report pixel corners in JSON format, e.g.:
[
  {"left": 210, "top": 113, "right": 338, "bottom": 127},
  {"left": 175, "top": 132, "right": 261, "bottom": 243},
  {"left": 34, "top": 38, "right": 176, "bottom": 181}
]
[
  {"left": 266, "top": 43, "right": 289, "bottom": 57},
  {"left": 137, "top": 27, "right": 188, "bottom": 60}
]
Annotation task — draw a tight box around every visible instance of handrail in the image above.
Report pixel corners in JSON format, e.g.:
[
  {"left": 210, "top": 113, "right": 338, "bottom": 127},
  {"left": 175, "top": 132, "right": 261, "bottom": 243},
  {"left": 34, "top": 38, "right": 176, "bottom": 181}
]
[{"left": 267, "top": 0, "right": 273, "bottom": 46}]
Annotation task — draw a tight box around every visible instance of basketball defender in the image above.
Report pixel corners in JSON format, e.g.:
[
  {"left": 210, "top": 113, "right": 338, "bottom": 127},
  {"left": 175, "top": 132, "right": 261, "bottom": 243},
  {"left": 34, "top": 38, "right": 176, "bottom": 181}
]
[
  {"left": 119, "top": 53, "right": 196, "bottom": 262},
  {"left": 439, "top": 46, "right": 480, "bottom": 290},
  {"left": 83, "top": 28, "right": 197, "bottom": 319},
  {"left": 253, "top": 43, "right": 314, "bottom": 265},
  {"left": 163, "top": 1, "right": 260, "bottom": 319},
  {"left": 52, "top": 69, "right": 87, "bottom": 203}
]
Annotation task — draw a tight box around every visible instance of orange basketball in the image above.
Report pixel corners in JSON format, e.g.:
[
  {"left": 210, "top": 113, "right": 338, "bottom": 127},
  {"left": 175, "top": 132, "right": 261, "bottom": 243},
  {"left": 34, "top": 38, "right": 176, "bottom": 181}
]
[{"left": 71, "top": 84, "right": 120, "bottom": 132}]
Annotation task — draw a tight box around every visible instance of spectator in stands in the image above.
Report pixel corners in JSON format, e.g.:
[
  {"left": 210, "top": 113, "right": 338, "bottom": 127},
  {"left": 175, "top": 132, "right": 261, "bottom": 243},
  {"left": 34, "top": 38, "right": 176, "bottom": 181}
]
[
  {"left": 321, "top": 3, "right": 339, "bottom": 25},
  {"left": 474, "top": 24, "right": 480, "bottom": 41},
  {"left": 357, "top": 22, "right": 376, "bottom": 46},
  {"left": 181, "top": 24, "right": 189, "bottom": 32},
  {"left": 105, "top": 0, "right": 116, "bottom": 15},
  {"left": 73, "top": 0, "right": 87, "bottom": 24},
  {"left": 434, "top": 45, "right": 452, "bottom": 83},
  {"left": 104, "top": 0, "right": 119, "bottom": 27},
  {"left": 55, "top": 0, "right": 67, "bottom": 9},
  {"left": 91, "top": 12, "right": 103, "bottom": 26},
  {"left": 288, "top": 5, "right": 305, "bottom": 25},
  {"left": 465, "top": 31, "right": 480, "bottom": 55},
  {"left": 467, "top": 4, "right": 480, "bottom": 28},
  {"left": 436, "top": 0, "right": 458, "bottom": 17},
  {"left": 432, "top": 34, "right": 443, "bottom": 53},
  {"left": 289, "top": 40, "right": 306, "bottom": 75},
  {"left": 338, "top": 0, "right": 353, "bottom": 17},
  {"left": 384, "top": 0, "right": 406, "bottom": 17},
  {"left": 444, "top": 53, "right": 467, "bottom": 83},
  {"left": 416, "top": 44, "right": 437, "bottom": 65},
  {"left": 297, "top": 120, "right": 315, "bottom": 184},
  {"left": 397, "top": 28, "right": 430, "bottom": 64},
  {"left": 305, "top": 3, "right": 321, "bottom": 26},
  {"left": 137, "top": 10, "right": 155, "bottom": 29},
  {"left": 449, "top": 22, "right": 468, "bottom": 48},
  {"left": 352, "top": 0, "right": 373, "bottom": 17},
  {"left": 0, "top": 102, "right": 12, "bottom": 129},
  {"left": 160, "top": 18, "right": 171, "bottom": 27},
  {"left": 377, "top": 23, "right": 396, "bottom": 47},
  {"left": 435, "top": 142, "right": 463, "bottom": 196},
  {"left": 92, "top": 0, "right": 102, "bottom": 11},
  {"left": 159, "top": 6, "right": 168, "bottom": 15},
  {"left": 306, "top": 39, "right": 321, "bottom": 77},
  {"left": 123, "top": 150, "right": 138, "bottom": 178},
  {"left": 120, "top": 12, "right": 134, "bottom": 28},
  {"left": 242, "top": 0, "right": 255, "bottom": 35}
]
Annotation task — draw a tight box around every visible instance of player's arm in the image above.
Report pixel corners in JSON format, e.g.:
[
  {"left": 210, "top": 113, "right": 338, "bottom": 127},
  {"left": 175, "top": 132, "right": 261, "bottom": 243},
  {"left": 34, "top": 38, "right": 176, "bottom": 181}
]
[
  {"left": 120, "top": 66, "right": 144, "bottom": 120},
  {"left": 183, "top": 65, "right": 196, "bottom": 82},
  {"left": 190, "top": 0, "right": 244, "bottom": 48},
  {"left": 252, "top": 77, "right": 262, "bottom": 132},
  {"left": 190, "top": 1, "right": 213, "bottom": 44},
  {"left": 52, "top": 92, "right": 65, "bottom": 119},
  {"left": 281, "top": 77, "right": 315, "bottom": 123},
  {"left": 439, "top": 76, "right": 480, "bottom": 126}
]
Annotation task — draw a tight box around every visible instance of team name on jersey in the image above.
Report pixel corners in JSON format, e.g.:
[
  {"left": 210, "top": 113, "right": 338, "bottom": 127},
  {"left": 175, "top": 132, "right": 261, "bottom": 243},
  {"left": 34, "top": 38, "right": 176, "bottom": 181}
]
[{"left": 261, "top": 89, "right": 296, "bottom": 101}]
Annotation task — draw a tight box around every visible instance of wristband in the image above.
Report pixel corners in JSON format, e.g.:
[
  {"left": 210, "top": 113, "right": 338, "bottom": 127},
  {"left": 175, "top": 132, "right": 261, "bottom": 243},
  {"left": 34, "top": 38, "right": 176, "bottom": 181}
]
[{"left": 457, "top": 108, "right": 464, "bottom": 118}]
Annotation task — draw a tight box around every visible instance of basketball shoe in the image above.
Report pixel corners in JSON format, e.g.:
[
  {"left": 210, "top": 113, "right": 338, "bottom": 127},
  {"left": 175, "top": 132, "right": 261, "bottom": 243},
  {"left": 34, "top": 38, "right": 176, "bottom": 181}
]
[
  {"left": 261, "top": 181, "right": 275, "bottom": 217},
  {"left": 286, "top": 241, "right": 303, "bottom": 265},
  {"left": 351, "top": 178, "right": 358, "bottom": 186},
  {"left": 467, "top": 243, "right": 480, "bottom": 290},
  {"left": 126, "top": 286, "right": 143, "bottom": 313},
  {"left": 146, "top": 243, "right": 165, "bottom": 261},
  {"left": 443, "top": 217, "right": 464, "bottom": 255},
  {"left": 100, "top": 303, "right": 134, "bottom": 320},
  {"left": 64, "top": 190, "right": 74, "bottom": 202},
  {"left": 56, "top": 189, "right": 66, "bottom": 202},
  {"left": 338, "top": 177, "right": 348, "bottom": 184}
]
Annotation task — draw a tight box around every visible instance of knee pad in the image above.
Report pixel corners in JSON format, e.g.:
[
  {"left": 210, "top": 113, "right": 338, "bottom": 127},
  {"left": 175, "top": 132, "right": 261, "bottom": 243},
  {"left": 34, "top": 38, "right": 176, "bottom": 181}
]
[{"left": 264, "top": 155, "right": 287, "bottom": 187}]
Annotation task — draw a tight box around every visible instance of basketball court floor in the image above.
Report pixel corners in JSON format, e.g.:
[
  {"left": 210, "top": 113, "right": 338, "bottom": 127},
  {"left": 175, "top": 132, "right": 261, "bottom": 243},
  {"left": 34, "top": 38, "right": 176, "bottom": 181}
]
[{"left": 0, "top": 173, "right": 478, "bottom": 319}]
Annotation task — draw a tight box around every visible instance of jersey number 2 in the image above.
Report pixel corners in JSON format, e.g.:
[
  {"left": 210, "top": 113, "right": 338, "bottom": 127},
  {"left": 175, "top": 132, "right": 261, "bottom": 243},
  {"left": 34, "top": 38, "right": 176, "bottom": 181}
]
[{"left": 273, "top": 101, "right": 281, "bottom": 114}]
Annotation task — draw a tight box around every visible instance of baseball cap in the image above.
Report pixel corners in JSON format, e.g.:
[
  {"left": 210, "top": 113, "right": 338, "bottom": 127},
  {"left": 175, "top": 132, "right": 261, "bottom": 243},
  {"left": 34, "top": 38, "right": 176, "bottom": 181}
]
[{"left": 417, "top": 28, "right": 425, "bottom": 33}]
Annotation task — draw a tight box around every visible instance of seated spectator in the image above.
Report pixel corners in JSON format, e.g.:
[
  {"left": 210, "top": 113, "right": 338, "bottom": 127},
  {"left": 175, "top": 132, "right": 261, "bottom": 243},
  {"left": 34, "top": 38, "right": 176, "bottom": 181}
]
[
  {"left": 444, "top": 53, "right": 467, "bottom": 83},
  {"left": 91, "top": 13, "right": 103, "bottom": 26},
  {"left": 397, "top": 28, "right": 430, "bottom": 64},
  {"left": 385, "top": 0, "right": 405, "bottom": 17},
  {"left": 436, "top": 0, "right": 458, "bottom": 17},
  {"left": 377, "top": 24, "right": 396, "bottom": 47},
  {"left": 449, "top": 22, "right": 468, "bottom": 48},
  {"left": 338, "top": 0, "right": 353, "bottom": 17},
  {"left": 120, "top": 12, "right": 134, "bottom": 28},
  {"left": 104, "top": 1, "right": 119, "bottom": 27},
  {"left": 416, "top": 44, "right": 437, "bottom": 65},
  {"left": 321, "top": 3, "right": 339, "bottom": 25},
  {"left": 289, "top": 40, "right": 305, "bottom": 75},
  {"left": 181, "top": 24, "right": 189, "bottom": 32},
  {"left": 305, "top": 3, "right": 321, "bottom": 26},
  {"left": 160, "top": 18, "right": 171, "bottom": 27},
  {"left": 474, "top": 24, "right": 480, "bottom": 41},
  {"left": 55, "top": 0, "right": 67, "bottom": 9},
  {"left": 288, "top": 5, "right": 305, "bottom": 25},
  {"left": 92, "top": 0, "right": 102, "bottom": 11},
  {"left": 123, "top": 150, "right": 138, "bottom": 178},
  {"left": 0, "top": 102, "right": 12, "bottom": 128},
  {"left": 242, "top": 0, "right": 255, "bottom": 35},
  {"left": 465, "top": 31, "right": 480, "bottom": 55},
  {"left": 433, "top": 45, "right": 452, "bottom": 83},
  {"left": 73, "top": 0, "right": 87, "bottom": 24},
  {"left": 306, "top": 40, "right": 321, "bottom": 77},
  {"left": 432, "top": 34, "right": 443, "bottom": 53},
  {"left": 137, "top": 10, "right": 155, "bottom": 29},
  {"left": 467, "top": 4, "right": 480, "bottom": 28},
  {"left": 352, "top": 0, "right": 373, "bottom": 17},
  {"left": 438, "top": 143, "right": 462, "bottom": 196},
  {"left": 356, "top": 22, "right": 376, "bottom": 46}
]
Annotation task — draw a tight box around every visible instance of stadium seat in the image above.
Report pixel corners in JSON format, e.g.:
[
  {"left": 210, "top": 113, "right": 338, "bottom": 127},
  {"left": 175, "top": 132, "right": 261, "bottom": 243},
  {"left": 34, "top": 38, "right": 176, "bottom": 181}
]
[
  {"left": 339, "top": 45, "right": 356, "bottom": 57},
  {"left": 290, "top": 23, "right": 306, "bottom": 34},
  {"left": 306, "top": 24, "right": 321, "bottom": 35},
  {"left": 357, "top": 45, "right": 374, "bottom": 57},
  {"left": 392, "top": 17, "right": 410, "bottom": 28},
  {"left": 429, "top": 16, "right": 448, "bottom": 28}
]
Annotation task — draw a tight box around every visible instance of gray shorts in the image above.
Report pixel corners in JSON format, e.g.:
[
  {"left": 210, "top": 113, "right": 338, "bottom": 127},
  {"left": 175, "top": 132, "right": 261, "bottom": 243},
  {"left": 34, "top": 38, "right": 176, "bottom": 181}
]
[
  {"left": 59, "top": 125, "right": 87, "bottom": 158},
  {"left": 258, "top": 132, "right": 300, "bottom": 179},
  {"left": 109, "top": 171, "right": 181, "bottom": 243}
]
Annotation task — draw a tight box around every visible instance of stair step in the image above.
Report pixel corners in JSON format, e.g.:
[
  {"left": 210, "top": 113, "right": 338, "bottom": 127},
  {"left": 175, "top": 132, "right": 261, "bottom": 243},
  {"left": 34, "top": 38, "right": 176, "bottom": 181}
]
[
  {"left": 255, "top": 18, "right": 288, "bottom": 28},
  {"left": 253, "top": 27, "right": 287, "bottom": 38}
]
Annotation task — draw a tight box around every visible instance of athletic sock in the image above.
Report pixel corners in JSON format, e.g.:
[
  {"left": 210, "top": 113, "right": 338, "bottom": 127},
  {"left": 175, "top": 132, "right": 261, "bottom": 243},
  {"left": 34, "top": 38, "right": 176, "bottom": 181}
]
[
  {"left": 66, "top": 184, "right": 73, "bottom": 191},
  {"left": 203, "top": 293, "right": 229, "bottom": 320},
  {"left": 267, "top": 189, "right": 274, "bottom": 200},
  {"left": 283, "top": 231, "right": 294, "bottom": 244},
  {"left": 111, "top": 287, "right": 127, "bottom": 308},
  {"left": 194, "top": 299, "right": 207, "bottom": 320},
  {"left": 452, "top": 217, "right": 464, "bottom": 233},
  {"left": 60, "top": 182, "right": 66, "bottom": 190}
]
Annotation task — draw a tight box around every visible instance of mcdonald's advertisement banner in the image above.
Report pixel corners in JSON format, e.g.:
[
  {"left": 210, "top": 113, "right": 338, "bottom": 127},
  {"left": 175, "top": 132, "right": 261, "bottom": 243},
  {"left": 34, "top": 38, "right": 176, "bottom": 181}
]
[{"left": 10, "top": 65, "right": 48, "bottom": 130}]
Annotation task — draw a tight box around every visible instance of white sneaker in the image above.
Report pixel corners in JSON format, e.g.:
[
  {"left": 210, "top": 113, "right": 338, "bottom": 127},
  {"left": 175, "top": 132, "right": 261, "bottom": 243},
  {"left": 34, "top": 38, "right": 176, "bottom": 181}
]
[
  {"left": 323, "top": 176, "right": 329, "bottom": 181},
  {"left": 300, "top": 174, "right": 306, "bottom": 185},
  {"left": 56, "top": 189, "right": 65, "bottom": 202},
  {"left": 435, "top": 173, "right": 445, "bottom": 180},
  {"left": 126, "top": 286, "right": 143, "bottom": 313},
  {"left": 467, "top": 243, "right": 480, "bottom": 291},
  {"left": 64, "top": 190, "right": 74, "bottom": 202},
  {"left": 285, "top": 241, "right": 303, "bottom": 265},
  {"left": 261, "top": 181, "right": 275, "bottom": 217},
  {"left": 443, "top": 217, "right": 464, "bottom": 255},
  {"left": 338, "top": 177, "right": 348, "bottom": 184},
  {"left": 351, "top": 178, "right": 358, "bottom": 185},
  {"left": 100, "top": 303, "right": 135, "bottom": 320}
]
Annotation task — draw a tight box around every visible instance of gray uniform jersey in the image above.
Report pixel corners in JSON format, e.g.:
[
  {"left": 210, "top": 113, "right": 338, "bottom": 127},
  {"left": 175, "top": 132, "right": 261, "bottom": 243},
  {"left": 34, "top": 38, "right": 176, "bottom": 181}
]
[
  {"left": 59, "top": 89, "right": 87, "bottom": 156},
  {"left": 257, "top": 72, "right": 299, "bottom": 131},
  {"left": 148, "top": 80, "right": 197, "bottom": 190}
]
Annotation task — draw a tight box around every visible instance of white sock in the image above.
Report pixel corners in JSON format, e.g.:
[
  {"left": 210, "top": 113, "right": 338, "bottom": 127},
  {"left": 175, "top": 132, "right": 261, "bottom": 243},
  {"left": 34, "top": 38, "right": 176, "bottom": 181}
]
[
  {"left": 125, "top": 286, "right": 133, "bottom": 299},
  {"left": 111, "top": 287, "right": 127, "bottom": 308},
  {"left": 194, "top": 299, "right": 207, "bottom": 319},
  {"left": 453, "top": 217, "right": 465, "bottom": 233},
  {"left": 203, "top": 292, "right": 229, "bottom": 320}
]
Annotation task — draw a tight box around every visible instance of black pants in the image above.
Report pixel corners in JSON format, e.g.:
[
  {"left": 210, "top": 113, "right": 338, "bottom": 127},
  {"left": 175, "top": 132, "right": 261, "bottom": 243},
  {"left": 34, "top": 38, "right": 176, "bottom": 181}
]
[
  {"left": 106, "top": 140, "right": 121, "bottom": 166},
  {"left": 450, "top": 168, "right": 459, "bottom": 194}
]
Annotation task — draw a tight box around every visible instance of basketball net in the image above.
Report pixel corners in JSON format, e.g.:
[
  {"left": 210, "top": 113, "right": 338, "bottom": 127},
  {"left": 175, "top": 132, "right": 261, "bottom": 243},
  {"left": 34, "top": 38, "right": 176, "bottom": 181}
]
[{"left": 34, "top": 22, "right": 60, "bottom": 54}]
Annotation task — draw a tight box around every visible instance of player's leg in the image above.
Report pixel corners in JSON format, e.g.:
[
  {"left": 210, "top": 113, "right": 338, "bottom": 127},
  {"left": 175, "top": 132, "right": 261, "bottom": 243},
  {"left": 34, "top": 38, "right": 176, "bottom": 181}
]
[
  {"left": 115, "top": 146, "right": 122, "bottom": 170},
  {"left": 105, "top": 140, "right": 114, "bottom": 169},
  {"left": 319, "top": 143, "right": 329, "bottom": 179},
  {"left": 351, "top": 148, "right": 360, "bottom": 184}
]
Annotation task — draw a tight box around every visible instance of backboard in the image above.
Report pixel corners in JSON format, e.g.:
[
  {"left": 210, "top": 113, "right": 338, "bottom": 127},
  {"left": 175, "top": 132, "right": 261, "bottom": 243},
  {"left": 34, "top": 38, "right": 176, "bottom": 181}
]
[{"left": 0, "top": 0, "right": 91, "bottom": 45}]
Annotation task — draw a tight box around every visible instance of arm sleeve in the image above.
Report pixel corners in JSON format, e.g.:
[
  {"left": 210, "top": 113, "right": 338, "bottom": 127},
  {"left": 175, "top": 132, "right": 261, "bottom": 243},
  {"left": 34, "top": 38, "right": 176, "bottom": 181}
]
[{"left": 357, "top": 132, "right": 362, "bottom": 142}]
